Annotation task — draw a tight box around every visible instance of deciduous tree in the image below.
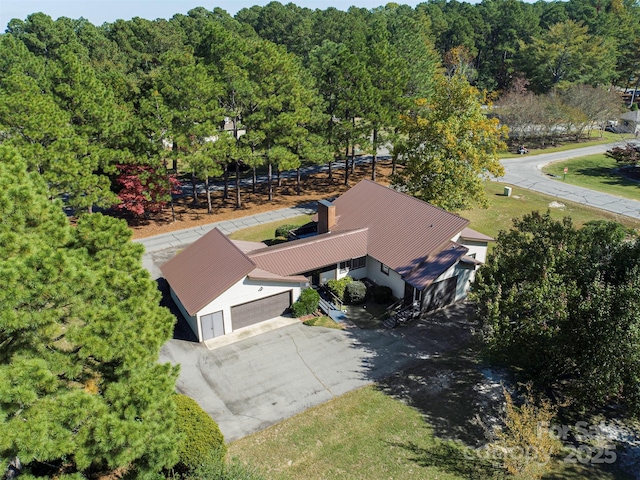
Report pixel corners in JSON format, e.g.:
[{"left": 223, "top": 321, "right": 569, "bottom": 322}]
[
  {"left": 471, "top": 211, "right": 640, "bottom": 413},
  {"left": 394, "top": 74, "right": 506, "bottom": 211}
]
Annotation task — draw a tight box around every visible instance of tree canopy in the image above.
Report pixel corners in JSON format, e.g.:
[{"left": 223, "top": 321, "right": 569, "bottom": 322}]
[
  {"left": 0, "top": 3, "right": 635, "bottom": 216},
  {"left": 0, "top": 147, "right": 179, "bottom": 477},
  {"left": 393, "top": 74, "right": 506, "bottom": 211},
  {"left": 471, "top": 211, "right": 640, "bottom": 413}
]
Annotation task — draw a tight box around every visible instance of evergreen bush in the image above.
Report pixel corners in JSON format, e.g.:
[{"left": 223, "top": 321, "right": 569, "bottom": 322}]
[
  {"left": 345, "top": 280, "right": 367, "bottom": 304},
  {"left": 291, "top": 288, "right": 320, "bottom": 317},
  {"left": 275, "top": 224, "right": 299, "bottom": 238},
  {"left": 173, "top": 394, "right": 226, "bottom": 474}
]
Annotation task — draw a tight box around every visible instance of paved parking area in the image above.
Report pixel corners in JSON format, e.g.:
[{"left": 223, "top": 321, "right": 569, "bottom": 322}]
[{"left": 159, "top": 303, "right": 473, "bottom": 442}]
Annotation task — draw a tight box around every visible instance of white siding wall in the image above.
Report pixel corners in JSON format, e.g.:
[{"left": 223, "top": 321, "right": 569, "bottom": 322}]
[
  {"left": 431, "top": 261, "right": 476, "bottom": 302},
  {"left": 366, "top": 256, "right": 405, "bottom": 299},
  {"left": 197, "top": 277, "right": 304, "bottom": 335},
  {"left": 171, "top": 288, "right": 201, "bottom": 342},
  {"left": 336, "top": 264, "right": 367, "bottom": 281},
  {"left": 453, "top": 265, "right": 474, "bottom": 301},
  {"left": 457, "top": 240, "right": 489, "bottom": 263},
  {"left": 348, "top": 265, "right": 367, "bottom": 280},
  {"left": 321, "top": 268, "right": 337, "bottom": 283}
]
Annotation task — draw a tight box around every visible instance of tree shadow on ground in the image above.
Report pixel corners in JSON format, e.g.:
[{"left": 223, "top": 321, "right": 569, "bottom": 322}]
[
  {"left": 371, "top": 305, "right": 510, "bottom": 447},
  {"left": 389, "top": 439, "right": 508, "bottom": 479},
  {"left": 574, "top": 165, "right": 640, "bottom": 188}
]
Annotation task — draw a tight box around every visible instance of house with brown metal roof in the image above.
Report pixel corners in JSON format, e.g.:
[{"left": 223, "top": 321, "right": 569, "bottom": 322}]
[{"left": 161, "top": 180, "right": 492, "bottom": 342}]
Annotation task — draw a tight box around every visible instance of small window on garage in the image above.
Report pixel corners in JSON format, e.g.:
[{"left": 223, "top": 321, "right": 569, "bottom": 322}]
[{"left": 381, "top": 263, "right": 390, "bottom": 275}]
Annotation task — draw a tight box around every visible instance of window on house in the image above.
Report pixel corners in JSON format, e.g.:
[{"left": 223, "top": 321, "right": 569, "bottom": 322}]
[
  {"left": 381, "top": 263, "right": 390, "bottom": 275},
  {"left": 351, "top": 256, "right": 366, "bottom": 270},
  {"left": 339, "top": 261, "right": 349, "bottom": 273}
]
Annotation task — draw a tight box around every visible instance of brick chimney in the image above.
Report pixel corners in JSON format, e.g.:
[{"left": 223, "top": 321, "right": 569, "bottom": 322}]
[{"left": 317, "top": 200, "right": 336, "bottom": 234}]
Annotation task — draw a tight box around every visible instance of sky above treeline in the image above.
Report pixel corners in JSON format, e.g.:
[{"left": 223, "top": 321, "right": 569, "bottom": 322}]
[{"left": 1, "top": 0, "right": 430, "bottom": 30}]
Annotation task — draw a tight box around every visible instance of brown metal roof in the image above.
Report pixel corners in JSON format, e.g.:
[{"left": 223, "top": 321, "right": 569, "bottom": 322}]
[
  {"left": 160, "top": 228, "right": 256, "bottom": 316},
  {"left": 331, "top": 180, "right": 469, "bottom": 273},
  {"left": 404, "top": 242, "right": 469, "bottom": 290},
  {"left": 459, "top": 227, "right": 494, "bottom": 242},
  {"left": 232, "top": 239, "right": 268, "bottom": 253},
  {"left": 249, "top": 228, "right": 369, "bottom": 276},
  {"left": 247, "top": 268, "right": 309, "bottom": 283}
]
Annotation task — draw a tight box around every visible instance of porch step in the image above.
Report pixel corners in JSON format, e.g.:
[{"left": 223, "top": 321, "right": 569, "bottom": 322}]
[{"left": 382, "top": 317, "right": 398, "bottom": 329}]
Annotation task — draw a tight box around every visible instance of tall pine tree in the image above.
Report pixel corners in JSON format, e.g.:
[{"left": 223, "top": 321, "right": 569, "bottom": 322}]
[{"left": 0, "top": 147, "right": 179, "bottom": 478}]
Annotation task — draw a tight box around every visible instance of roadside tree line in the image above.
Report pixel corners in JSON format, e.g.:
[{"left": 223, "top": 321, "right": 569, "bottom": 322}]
[{"left": 0, "top": 6, "right": 507, "bottom": 218}]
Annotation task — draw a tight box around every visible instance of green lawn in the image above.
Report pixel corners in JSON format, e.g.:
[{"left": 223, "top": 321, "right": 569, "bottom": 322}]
[
  {"left": 498, "top": 131, "right": 626, "bottom": 159},
  {"left": 228, "top": 386, "right": 626, "bottom": 480},
  {"left": 498, "top": 131, "right": 635, "bottom": 158},
  {"left": 227, "top": 215, "right": 313, "bottom": 243},
  {"left": 457, "top": 181, "right": 640, "bottom": 239},
  {"left": 541, "top": 154, "right": 640, "bottom": 202},
  {"left": 302, "top": 315, "right": 344, "bottom": 329}
]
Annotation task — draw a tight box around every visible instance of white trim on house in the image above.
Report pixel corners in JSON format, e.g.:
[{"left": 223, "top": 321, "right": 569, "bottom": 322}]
[{"left": 195, "top": 277, "right": 304, "bottom": 336}]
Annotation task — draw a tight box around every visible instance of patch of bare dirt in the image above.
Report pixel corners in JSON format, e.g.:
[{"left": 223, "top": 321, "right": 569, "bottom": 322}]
[{"left": 126, "top": 161, "right": 396, "bottom": 239}]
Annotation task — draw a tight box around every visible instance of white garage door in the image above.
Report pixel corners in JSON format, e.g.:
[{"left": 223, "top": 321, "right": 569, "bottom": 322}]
[{"left": 230, "top": 291, "right": 292, "bottom": 330}]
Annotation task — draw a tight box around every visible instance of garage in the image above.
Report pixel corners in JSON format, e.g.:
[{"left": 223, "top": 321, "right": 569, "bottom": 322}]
[{"left": 230, "top": 291, "right": 292, "bottom": 330}]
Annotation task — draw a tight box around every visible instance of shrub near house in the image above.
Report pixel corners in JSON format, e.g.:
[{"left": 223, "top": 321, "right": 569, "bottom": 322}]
[
  {"left": 327, "top": 276, "right": 352, "bottom": 301},
  {"left": 345, "top": 280, "right": 367, "bottom": 304},
  {"left": 291, "top": 288, "right": 320, "bottom": 317}
]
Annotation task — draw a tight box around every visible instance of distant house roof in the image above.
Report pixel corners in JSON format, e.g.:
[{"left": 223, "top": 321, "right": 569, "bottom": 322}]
[
  {"left": 249, "top": 228, "right": 369, "bottom": 276},
  {"left": 160, "top": 228, "right": 256, "bottom": 316},
  {"left": 330, "top": 180, "right": 469, "bottom": 275}
]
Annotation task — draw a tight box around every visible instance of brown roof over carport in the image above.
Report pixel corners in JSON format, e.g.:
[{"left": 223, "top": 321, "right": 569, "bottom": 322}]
[
  {"left": 403, "top": 242, "right": 469, "bottom": 290},
  {"left": 160, "top": 228, "right": 256, "bottom": 316}
]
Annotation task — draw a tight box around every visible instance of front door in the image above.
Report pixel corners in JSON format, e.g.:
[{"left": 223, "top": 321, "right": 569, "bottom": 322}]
[
  {"left": 404, "top": 282, "right": 415, "bottom": 307},
  {"left": 201, "top": 311, "right": 224, "bottom": 341}
]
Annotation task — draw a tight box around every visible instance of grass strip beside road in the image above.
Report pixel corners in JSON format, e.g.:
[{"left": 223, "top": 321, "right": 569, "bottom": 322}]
[
  {"left": 541, "top": 154, "right": 640, "bottom": 202},
  {"left": 497, "top": 131, "right": 628, "bottom": 159},
  {"left": 458, "top": 182, "right": 640, "bottom": 240}
]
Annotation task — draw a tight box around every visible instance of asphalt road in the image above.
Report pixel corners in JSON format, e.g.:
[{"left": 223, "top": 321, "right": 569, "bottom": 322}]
[{"left": 499, "top": 142, "right": 640, "bottom": 219}]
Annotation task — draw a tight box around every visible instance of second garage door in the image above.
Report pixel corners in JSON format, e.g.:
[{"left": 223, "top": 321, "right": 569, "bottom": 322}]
[{"left": 230, "top": 291, "right": 292, "bottom": 331}]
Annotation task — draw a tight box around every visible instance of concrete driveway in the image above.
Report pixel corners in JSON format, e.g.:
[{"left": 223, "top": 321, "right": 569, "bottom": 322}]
[{"left": 159, "top": 304, "right": 473, "bottom": 442}]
